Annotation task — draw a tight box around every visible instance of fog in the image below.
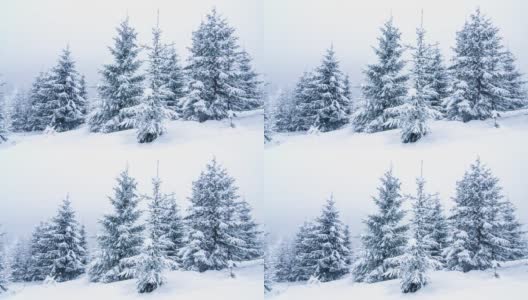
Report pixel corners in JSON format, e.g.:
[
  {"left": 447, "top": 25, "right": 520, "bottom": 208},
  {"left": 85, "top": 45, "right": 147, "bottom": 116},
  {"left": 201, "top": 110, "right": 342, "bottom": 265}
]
[{"left": 2, "top": 0, "right": 528, "bottom": 92}]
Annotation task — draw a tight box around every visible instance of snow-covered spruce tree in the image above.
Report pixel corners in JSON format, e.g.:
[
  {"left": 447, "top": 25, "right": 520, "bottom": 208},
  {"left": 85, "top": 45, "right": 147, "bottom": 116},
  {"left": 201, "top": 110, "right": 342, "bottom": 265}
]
[
  {"left": 10, "top": 90, "right": 33, "bottom": 132},
  {"left": 233, "top": 199, "right": 262, "bottom": 260},
  {"left": 182, "top": 9, "right": 247, "bottom": 122},
  {"left": 352, "top": 17, "right": 408, "bottom": 133},
  {"left": 135, "top": 174, "right": 175, "bottom": 293},
  {"left": 444, "top": 158, "right": 507, "bottom": 272},
  {"left": 312, "top": 46, "right": 351, "bottom": 132},
  {"left": 273, "top": 239, "right": 295, "bottom": 282},
  {"left": 352, "top": 168, "right": 408, "bottom": 283},
  {"left": 78, "top": 75, "right": 89, "bottom": 115},
  {"left": 0, "top": 94, "right": 8, "bottom": 144},
  {"left": 290, "top": 221, "right": 318, "bottom": 281},
  {"left": 180, "top": 158, "right": 242, "bottom": 272},
  {"left": 160, "top": 194, "right": 185, "bottom": 268},
  {"left": 47, "top": 196, "right": 86, "bottom": 282},
  {"left": 134, "top": 24, "right": 174, "bottom": 143},
  {"left": 291, "top": 71, "right": 318, "bottom": 131},
  {"left": 27, "top": 221, "right": 55, "bottom": 281},
  {"left": 497, "top": 200, "right": 526, "bottom": 261},
  {"left": 428, "top": 45, "right": 450, "bottom": 113},
  {"left": 79, "top": 225, "right": 89, "bottom": 266},
  {"left": 45, "top": 46, "right": 87, "bottom": 132},
  {"left": 309, "top": 196, "right": 351, "bottom": 282},
  {"left": 499, "top": 49, "right": 526, "bottom": 110},
  {"left": 399, "top": 238, "right": 430, "bottom": 293},
  {"left": 161, "top": 46, "right": 186, "bottom": 117},
  {"left": 27, "top": 72, "right": 54, "bottom": 131},
  {"left": 10, "top": 239, "right": 31, "bottom": 282},
  {"left": 389, "top": 23, "right": 442, "bottom": 143},
  {"left": 88, "top": 168, "right": 144, "bottom": 282},
  {"left": 89, "top": 17, "right": 144, "bottom": 133},
  {"left": 445, "top": 9, "right": 524, "bottom": 122},
  {"left": 234, "top": 49, "right": 263, "bottom": 111},
  {"left": 273, "top": 88, "right": 297, "bottom": 132}
]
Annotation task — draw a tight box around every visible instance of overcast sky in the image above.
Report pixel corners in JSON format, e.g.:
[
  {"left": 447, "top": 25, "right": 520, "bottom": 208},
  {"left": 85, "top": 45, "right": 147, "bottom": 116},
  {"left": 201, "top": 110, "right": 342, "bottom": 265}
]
[{"left": 2, "top": 0, "right": 528, "bottom": 93}]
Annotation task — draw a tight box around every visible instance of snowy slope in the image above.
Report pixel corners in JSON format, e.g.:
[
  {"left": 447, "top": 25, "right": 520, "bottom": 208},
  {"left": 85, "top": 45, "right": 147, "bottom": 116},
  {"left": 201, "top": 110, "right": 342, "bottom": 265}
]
[
  {"left": 0, "top": 110, "right": 263, "bottom": 240},
  {"left": 264, "top": 109, "right": 528, "bottom": 240},
  {"left": 1, "top": 260, "right": 262, "bottom": 300},
  {"left": 267, "top": 259, "right": 528, "bottom": 300}
]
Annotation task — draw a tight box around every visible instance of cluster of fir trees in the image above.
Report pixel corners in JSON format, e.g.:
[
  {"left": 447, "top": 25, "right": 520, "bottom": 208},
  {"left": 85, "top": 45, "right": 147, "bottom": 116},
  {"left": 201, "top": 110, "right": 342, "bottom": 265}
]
[
  {"left": 8, "top": 8, "right": 261, "bottom": 144},
  {"left": 8, "top": 47, "right": 88, "bottom": 134},
  {"left": 266, "top": 158, "right": 526, "bottom": 294},
  {"left": 9, "top": 197, "right": 89, "bottom": 285},
  {"left": 270, "top": 196, "right": 353, "bottom": 284},
  {"left": 85, "top": 158, "right": 261, "bottom": 293},
  {"left": 270, "top": 9, "right": 525, "bottom": 144}
]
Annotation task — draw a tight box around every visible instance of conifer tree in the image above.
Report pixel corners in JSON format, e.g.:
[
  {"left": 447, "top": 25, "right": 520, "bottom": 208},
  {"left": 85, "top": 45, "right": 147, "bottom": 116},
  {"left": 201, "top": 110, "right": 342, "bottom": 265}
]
[
  {"left": 48, "top": 197, "right": 86, "bottom": 282},
  {"left": 499, "top": 50, "right": 526, "bottom": 110},
  {"left": 28, "top": 72, "right": 54, "bottom": 131},
  {"left": 89, "top": 168, "right": 144, "bottom": 282},
  {"left": 89, "top": 17, "right": 144, "bottom": 132},
  {"left": 292, "top": 71, "right": 318, "bottom": 131},
  {"left": 444, "top": 158, "right": 507, "bottom": 272},
  {"left": 79, "top": 225, "right": 89, "bottom": 266},
  {"left": 10, "top": 239, "right": 31, "bottom": 282},
  {"left": 352, "top": 168, "right": 408, "bottom": 282},
  {"left": 497, "top": 200, "right": 526, "bottom": 261},
  {"left": 273, "top": 88, "right": 297, "bottom": 132},
  {"left": 445, "top": 9, "right": 524, "bottom": 121},
  {"left": 180, "top": 158, "right": 243, "bottom": 272},
  {"left": 45, "top": 47, "right": 87, "bottom": 132},
  {"left": 264, "top": 250, "right": 274, "bottom": 293},
  {"left": 234, "top": 199, "right": 262, "bottom": 260},
  {"left": 161, "top": 46, "right": 185, "bottom": 116},
  {"left": 28, "top": 222, "right": 55, "bottom": 281},
  {"left": 310, "top": 196, "right": 352, "bottom": 282},
  {"left": 182, "top": 9, "right": 247, "bottom": 122},
  {"left": 234, "top": 49, "right": 262, "bottom": 111},
  {"left": 352, "top": 17, "right": 408, "bottom": 133},
  {"left": 290, "top": 221, "right": 318, "bottom": 281},
  {"left": 160, "top": 195, "right": 185, "bottom": 268},
  {"left": 428, "top": 45, "right": 450, "bottom": 113},
  {"left": 0, "top": 228, "right": 7, "bottom": 293},
  {"left": 273, "top": 239, "right": 295, "bottom": 282},
  {"left": 10, "top": 90, "right": 33, "bottom": 132},
  {"left": 400, "top": 238, "right": 429, "bottom": 293}
]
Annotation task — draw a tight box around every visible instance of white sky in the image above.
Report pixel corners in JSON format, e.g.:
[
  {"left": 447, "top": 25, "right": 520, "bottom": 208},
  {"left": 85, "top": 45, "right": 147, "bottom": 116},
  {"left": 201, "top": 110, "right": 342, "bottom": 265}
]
[{"left": 1, "top": 0, "right": 527, "bottom": 92}]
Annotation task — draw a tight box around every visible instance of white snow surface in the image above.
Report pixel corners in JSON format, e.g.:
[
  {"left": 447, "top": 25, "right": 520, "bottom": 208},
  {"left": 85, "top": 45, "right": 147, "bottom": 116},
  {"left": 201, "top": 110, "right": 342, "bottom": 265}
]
[
  {"left": 1, "top": 260, "right": 263, "bottom": 300},
  {"left": 0, "top": 110, "right": 263, "bottom": 240},
  {"left": 264, "top": 109, "right": 528, "bottom": 240}
]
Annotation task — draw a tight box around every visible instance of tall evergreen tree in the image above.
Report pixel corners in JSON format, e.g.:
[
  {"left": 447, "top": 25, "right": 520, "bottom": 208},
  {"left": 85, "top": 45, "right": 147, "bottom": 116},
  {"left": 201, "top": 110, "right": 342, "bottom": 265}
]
[
  {"left": 180, "top": 158, "right": 243, "bottom": 272},
  {"left": 273, "top": 88, "right": 297, "bottom": 132},
  {"left": 28, "top": 72, "right": 54, "bottom": 131},
  {"left": 234, "top": 49, "right": 263, "bottom": 111},
  {"left": 27, "top": 221, "right": 55, "bottom": 281},
  {"left": 89, "top": 17, "right": 144, "bottom": 133},
  {"left": 445, "top": 9, "right": 523, "bottom": 122},
  {"left": 444, "top": 158, "right": 507, "bottom": 272},
  {"left": 399, "top": 238, "right": 430, "bottom": 293},
  {"left": 88, "top": 168, "right": 144, "bottom": 282},
  {"left": 428, "top": 45, "right": 450, "bottom": 113},
  {"left": 292, "top": 71, "right": 318, "bottom": 131},
  {"left": 290, "top": 221, "right": 318, "bottom": 281},
  {"left": 10, "top": 239, "right": 31, "bottom": 282},
  {"left": 134, "top": 24, "right": 174, "bottom": 143},
  {"left": 48, "top": 197, "right": 86, "bottom": 282},
  {"left": 182, "top": 9, "right": 246, "bottom": 122},
  {"left": 46, "top": 47, "right": 87, "bottom": 132},
  {"left": 352, "top": 17, "right": 408, "bottom": 133},
  {"left": 310, "top": 196, "right": 351, "bottom": 282},
  {"left": 499, "top": 50, "right": 526, "bottom": 110},
  {"left": 233, "top": 199, "right": 262, "bottom": 260},
  {"left": 352, "top": 168, "right": 408, "bottom": 282},
  {"left": 497, "top": 200, "right": 526, "bottom": 261},
  {"left": 160, "top": 194, "right": 185, "bottom": 268},
  {"left": 161, "top": 46, "right": 186, "bottom": 117}
]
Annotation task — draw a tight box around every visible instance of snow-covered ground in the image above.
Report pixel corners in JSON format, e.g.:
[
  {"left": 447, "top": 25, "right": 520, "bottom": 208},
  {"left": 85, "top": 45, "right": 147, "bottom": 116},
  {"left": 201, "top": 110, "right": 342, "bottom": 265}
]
[
  {"left": 267, "top": 259, "right": 528, "bottom": 300},
  {"left": 1, "top": 260, "right": 262, "bottom": 300},
  {"left": 0, "top": 110, "right": 263, "bottom": 239},
  {"left": 264, "top": 109, "right": 528, "bottom": 240}
]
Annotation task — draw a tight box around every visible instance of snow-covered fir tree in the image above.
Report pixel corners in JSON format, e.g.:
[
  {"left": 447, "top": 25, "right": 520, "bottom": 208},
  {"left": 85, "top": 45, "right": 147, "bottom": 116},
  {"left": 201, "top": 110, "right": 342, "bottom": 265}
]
[
  {"left": 233, "top": 199, "right": 262, "bottom": 260},
  {"left": 399, "top": 238, "right": 430, "bottom": 293},
  {"left": 27, "top": 72, "right": 54, "bottom": 131},
  {"left": 499, "top": 49, "right": 526, "bottom": 110},
  {"left": 389, "top": 22, "right": 441, "bottom": 143},
  {"left": 27, "top": 221, "right": 55, "bottom": 281},
  {"left": 182, "top": 9, "right": 254, "bottom": 122},
  {"left": 444, "top": 158, "right": 507, "bottom": 272},
  {"left": 135, "top": 173, "right": 174, "bottom": 293},
  {"left": 79, "top": 225, "right": 89, "bottom": 266},
  {"left": 10, "top": 239, "right": 31, "bottom": 282},
  {"left": 48, "top": 196, "right": 86, "bottom": 282},
  {"left": 160, "top": 194, "right": 185, "bottom": 268},
  {"left": 445, "top": 9, "right": 524, "bottom": 122},
  {"left": 352, "top": 17, "right": 408, "bottom": 133},
  {"left": 89, "top": 168, "right": 144, "bottom": 282},
  {"left": 290, "top": 221, "right": 318, "bottom": 281},
  {"left": 310, "top": 195, "right": 352, "bottom": 282},
  {"left": 89, "top": 17, "right": 144, "bottom": 133},
  {"left": 273, "top": 239, "right": 295, "bottom": 282},
  {"left": 180, "top": 158, "right": 243, "bottom": 272},
  {"left": 10, "top": 90, "right": 33, "bottom": 132},
  {"left": 291, "top": 71, "right": 318, "bottom": 131},
  {"left": 78, "top": 75, "right": 88, "bottom": 115},
  {"left": 45, "top": 46, "right": 87, "bottom": 132},
  {"left": 273, "top": 88, "right": 297, "bottom": 132},
  {"left": 234, "top": 49, "right": 263, "bottom": 110},
  {"left": 134, "top": 24, "right": 174, "bottom": 143},
  {"left": 0, "top": 93, "right": 8, "bottom": 144},
  {"left": 428, "top": 45, "right": 450, "bottom": 113},
  {"left": 161, "top": 46, "right": 186, "bottom": 116},
  {"left": 352, "top": 168, "right": 408, "bottom": 283},
  {"left": 497, "top": 200, "right": 526, "bottom": 261}
]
